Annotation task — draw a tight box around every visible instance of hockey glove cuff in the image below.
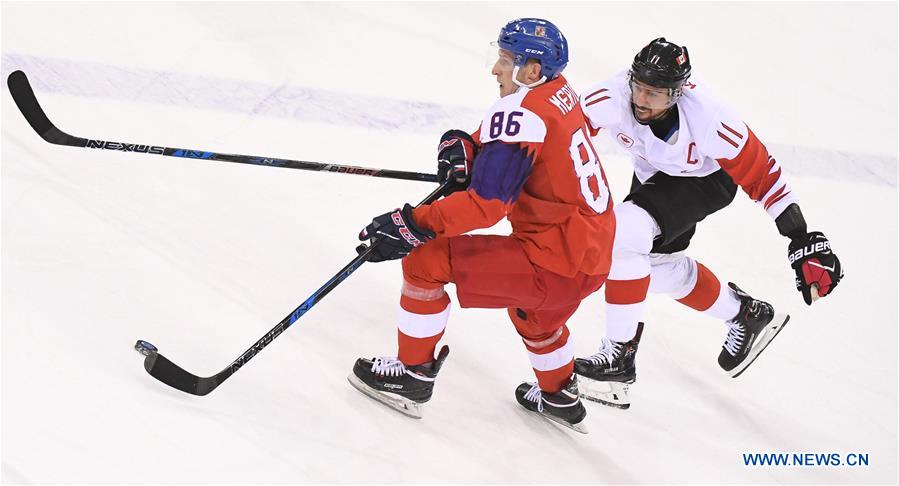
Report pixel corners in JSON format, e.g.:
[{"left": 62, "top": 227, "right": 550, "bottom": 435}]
[
  {"left": 359, "top": 204, "right": 435, "bottom": 263},
  {"left": 437, "top": 129, "right": 477, "bottom": 194},
  {"left": 787, "top": 231, "right": 843, "bottom": 305}
]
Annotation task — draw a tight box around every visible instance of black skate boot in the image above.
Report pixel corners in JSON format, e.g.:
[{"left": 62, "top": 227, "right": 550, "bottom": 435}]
[
  {"left": 573, "top": 322, "right": 643, "bottom": 409},
  {"left": 718, "top": 283, "right": 789, "bottom": 378},
  {"left": 348, "top": 345, "right": 450, "bottom": 418},
  {"left": 515, "top": 375, "right": 588, "bottom": 434}
]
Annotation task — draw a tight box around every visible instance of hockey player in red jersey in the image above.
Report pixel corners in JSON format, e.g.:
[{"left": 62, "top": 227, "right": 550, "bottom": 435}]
[
  {"left": 348, "top": 18, "right": 615, "bottom": 433},
  {"left": 574, "top": 38, "right": 844, "bottom": 408}
]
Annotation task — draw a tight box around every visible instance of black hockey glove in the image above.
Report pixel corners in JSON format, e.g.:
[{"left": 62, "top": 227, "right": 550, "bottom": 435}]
[
  {"left": 437, "top": 129, "right": 477, "bottom": 194},
  {"left": 787, "top": 231, "right": 843, "bottom": 305},
  {"left": 358, "top": 204, "right": 435, "bottom": 263}
]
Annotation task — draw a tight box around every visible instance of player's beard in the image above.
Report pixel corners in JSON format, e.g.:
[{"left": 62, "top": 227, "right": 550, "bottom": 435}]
[{"left": 632, "top": 103, "right": 670, "bottom": 124}]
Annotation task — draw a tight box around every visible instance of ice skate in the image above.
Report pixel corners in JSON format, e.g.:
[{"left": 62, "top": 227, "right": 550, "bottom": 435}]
[
  {"left": 574, "top": 322, "right": 643, "bottom": 409},
  {"left": 718, "top": 283, "right": 789, "bottom": 378},
  {"left": 348, "top": 345, "right": 449, "bottom": 418},
  {"left": 515, "top": 375, "right": 588, "bottom": 434}
]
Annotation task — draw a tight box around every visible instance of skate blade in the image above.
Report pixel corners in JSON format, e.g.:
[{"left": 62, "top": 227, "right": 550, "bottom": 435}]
[
  {"left": 527, "top": 409, "right": 589, "bottom": 434},
  {"left": 545, "top": 413, "right": 589, "bottom": 434},
  {"left": 730, "top": 313, "right": 790, "bottom": 378},
  {"left": 577, "top": 377, "right": 632, "bottom": 409},
  {"left": 347, "top": 374, "right": 423, "bottom": 419}
]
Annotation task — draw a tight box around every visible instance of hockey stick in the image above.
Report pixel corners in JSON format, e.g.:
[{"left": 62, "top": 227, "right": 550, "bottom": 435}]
[
  {"left": 133, "top": 181, "right": 452, "bottom": 396},
  {"left": 5, "top": 70, "right": 438, "bottom": 183}
]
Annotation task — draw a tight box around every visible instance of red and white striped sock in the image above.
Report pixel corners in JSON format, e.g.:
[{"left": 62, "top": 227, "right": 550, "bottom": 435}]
[
  {"left": 676, "top": 262, "right": 740, "bottom": 321},
  {"left": 508, "top": 310, "right": 575, "bottom": 394},
  {"left": 605, "top": 276, "right": 650, "bottom": 342},
  {"left": 396, "top": 283, "right": 451, "bottom": 366},
  {"left": 603, "top": 201, "right": 656, "bottom": 343}
]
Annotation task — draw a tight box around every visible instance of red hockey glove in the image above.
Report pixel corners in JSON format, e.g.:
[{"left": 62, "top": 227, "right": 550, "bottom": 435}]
[
  {"left": 787, "top": 231, "right": 843, "bottom": 305},
  {"left": 437, "top": 129, "right": 476, "bottom": 194},
  {"left": 359, "top": 204, "right": 435, "bottom": 263}
]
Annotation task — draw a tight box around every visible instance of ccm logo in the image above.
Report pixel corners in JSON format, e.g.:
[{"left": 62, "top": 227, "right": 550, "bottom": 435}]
[
  {"left": 617, "top": 133, "right": 634, "bottom": 148},
  {"left": 525, "top": 48, "right": 544, "bottom": 54}
]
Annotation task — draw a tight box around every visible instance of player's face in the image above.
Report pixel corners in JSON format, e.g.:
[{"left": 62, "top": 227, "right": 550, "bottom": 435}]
[
  {"left": 491, "top": 49, "right": 518, "bottom": 97},
  {"left": 629, "top": 78, "right": 674, "bottom": 122}
]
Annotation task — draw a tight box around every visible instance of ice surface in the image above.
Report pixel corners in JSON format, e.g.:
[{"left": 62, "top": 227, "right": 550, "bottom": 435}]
[{"left": 2, "top": 2, "right": 896, "bottom": 484}]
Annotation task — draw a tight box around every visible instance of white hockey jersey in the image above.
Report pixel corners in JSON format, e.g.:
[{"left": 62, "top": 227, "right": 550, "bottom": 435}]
[{"left": 581, "top": 71, "right": 797, "bottom": 220}]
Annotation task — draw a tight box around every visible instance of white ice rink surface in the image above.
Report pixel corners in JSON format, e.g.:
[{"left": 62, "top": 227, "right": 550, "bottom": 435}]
[{"left": 2, "top": 2, "right": 896, "bottom": 484}]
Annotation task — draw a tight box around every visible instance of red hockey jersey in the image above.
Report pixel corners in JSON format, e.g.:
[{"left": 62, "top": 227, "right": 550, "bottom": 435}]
[{"left": 413, "top": 75, "right": 616, "bottom": 278}]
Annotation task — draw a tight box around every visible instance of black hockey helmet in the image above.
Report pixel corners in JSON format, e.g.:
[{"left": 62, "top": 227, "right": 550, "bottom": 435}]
[{"left": 630, "top": 37, "right": 691, "bottom": 89}]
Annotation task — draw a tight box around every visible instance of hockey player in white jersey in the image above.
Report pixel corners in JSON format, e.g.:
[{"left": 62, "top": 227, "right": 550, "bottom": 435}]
[{"left": 574, "top": 38, "right": 843, "bottom": 408}]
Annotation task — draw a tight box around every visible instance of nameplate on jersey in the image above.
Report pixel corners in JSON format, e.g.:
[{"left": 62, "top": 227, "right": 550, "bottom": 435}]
[{"left": 548, "top": 83, "right": 578, "bottom": 115}]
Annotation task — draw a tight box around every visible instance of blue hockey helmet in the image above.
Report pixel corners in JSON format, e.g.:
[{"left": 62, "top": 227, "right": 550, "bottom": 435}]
[{"left": 496, "top": 18, "right": 569, "bottom": 80}]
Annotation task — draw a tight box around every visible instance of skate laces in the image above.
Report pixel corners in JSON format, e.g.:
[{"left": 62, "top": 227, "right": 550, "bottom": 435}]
[
  {"left": 522, "top": 383, "right": 544, "bottom": 412},
  {"left": 585, "top": 338, "right": 623, "bottom": 365},
  {"left": 370, "top": 357, "right": 407, "bottom": 377},
  {"left": 723, "top": 322, "right": 745, "bottom": 356}
]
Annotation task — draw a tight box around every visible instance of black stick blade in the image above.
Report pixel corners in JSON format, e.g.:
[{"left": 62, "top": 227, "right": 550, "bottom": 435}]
[
  {"left": 6, "top": 70, "right": 86, "bottom": 146},
  {"left": 143, "top": 352, "right": 222, "bottom": 396}
]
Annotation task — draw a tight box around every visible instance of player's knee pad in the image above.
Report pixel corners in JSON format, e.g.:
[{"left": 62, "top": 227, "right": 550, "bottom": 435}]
[
  {"left": 648, "top": 252, "right": 698, "bottom": 298},
  {"left": 401, "top": 237, "right": 452, "bottom": 289},
  {"left": 609, "top": 202, "right": 657, "bottom": 280},
  {"left": 507, "top": 308, "right": 568, "bottom": 351},
  {"left": 613, "top": 201, "right": 659, "bottom": 257}
]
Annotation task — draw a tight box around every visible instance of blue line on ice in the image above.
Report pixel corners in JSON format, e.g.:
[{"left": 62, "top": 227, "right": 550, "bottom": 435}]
[
  {"left": 1, "top": 53, "right": 481, "bottom": 134},
  {"left": 3, "top": 53, "right": 894, "bottom": 187}
]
